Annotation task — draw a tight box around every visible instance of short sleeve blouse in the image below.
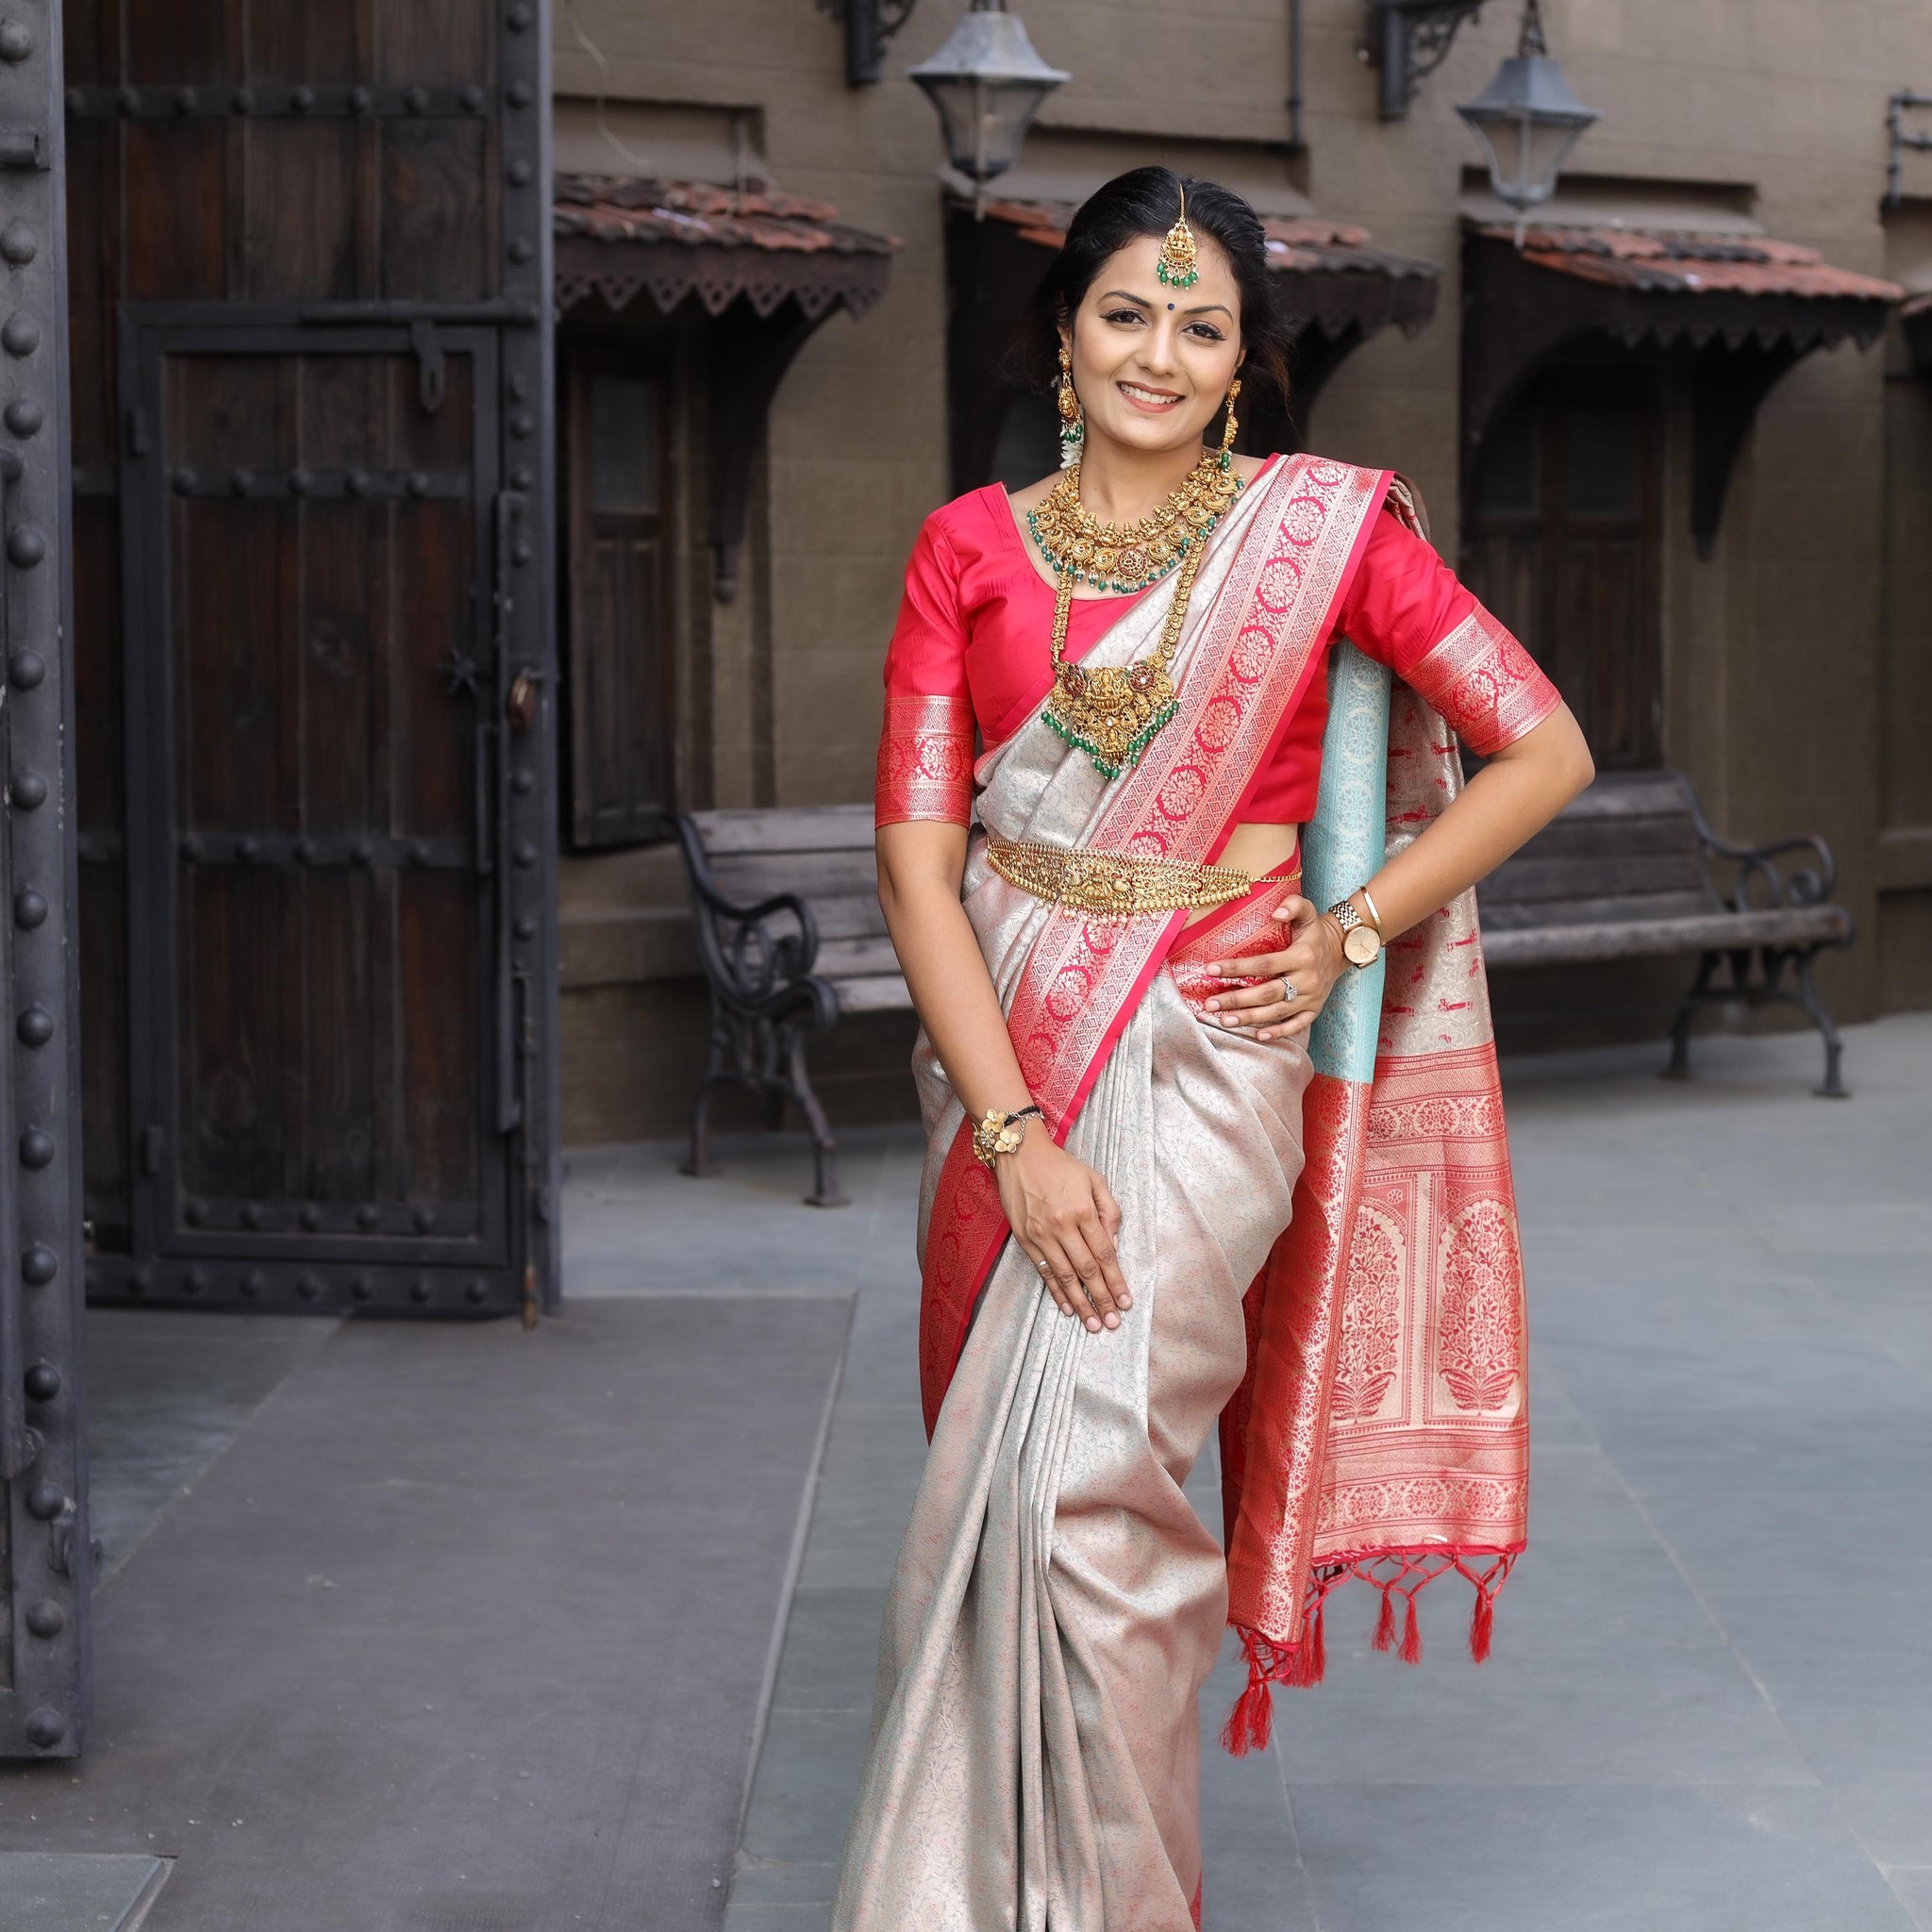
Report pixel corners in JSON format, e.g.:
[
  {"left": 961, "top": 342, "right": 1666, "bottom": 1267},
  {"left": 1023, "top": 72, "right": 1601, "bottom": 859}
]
[{"left": 875, "top": 461, "right": 1560, "bottom": 828}]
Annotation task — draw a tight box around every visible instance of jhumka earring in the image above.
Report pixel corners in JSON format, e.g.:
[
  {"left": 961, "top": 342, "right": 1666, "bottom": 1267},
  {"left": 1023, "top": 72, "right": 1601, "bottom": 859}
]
[
  {"left": 1218, "top": 376, "right": 1241, "bottom": 468},
  {"left": 1158, "top": 184, "right": 1200, "bottom": 291},
  {"left": 1058, "top": 341, "right": 1084, "bottom": 469}
]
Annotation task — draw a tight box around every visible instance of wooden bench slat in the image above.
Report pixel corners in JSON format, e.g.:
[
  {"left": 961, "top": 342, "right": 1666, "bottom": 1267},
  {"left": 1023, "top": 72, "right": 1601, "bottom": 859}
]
[
  {"left": 1478, "top": 889, "right": 1711, "bottom": 931},
  {"left": 1483, "top": 903, "right": 1850, "bottom": 967},
  {"left": 1500, "top": 812, "right": 1701, "bottom": 862},
  {"left": 688, "top": 804, "right": 876, "bottom": 854},
  {"left": 1479, "top": 850, "right": 1706, "bottom": 906},
  {"left": 806, "top": 894, "right": 890, "bottom": 941},
  {"left": 815, "top": 935, "right": 904, "bottom": 980},
  {"left": 1547, "top": 772, "right": 1691, "bottom": 819},
  {"left": 834, "top": 973, "right": 914, "bottom": 1013},
  {"left": 708, "top": 850, "right": 880, "bottom": 901}
]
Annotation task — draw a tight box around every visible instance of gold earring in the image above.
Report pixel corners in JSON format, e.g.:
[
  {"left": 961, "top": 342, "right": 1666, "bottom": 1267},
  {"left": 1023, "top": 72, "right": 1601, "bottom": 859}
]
[
  {"left": 1218, "top": 377, "right": 1241, "bottom": 464},
  {"left": 1058, "top": 341, "right": 1084, "bottom": 470}
]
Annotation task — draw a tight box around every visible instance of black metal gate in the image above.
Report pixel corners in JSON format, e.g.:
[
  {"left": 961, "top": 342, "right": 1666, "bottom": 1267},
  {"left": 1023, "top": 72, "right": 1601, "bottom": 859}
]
[
  {"left": 65, "top": 5, "right": 558, "bottom": 1321},
  {"left": 0, "top": 0, "right": 92, "bottom": 1757}
]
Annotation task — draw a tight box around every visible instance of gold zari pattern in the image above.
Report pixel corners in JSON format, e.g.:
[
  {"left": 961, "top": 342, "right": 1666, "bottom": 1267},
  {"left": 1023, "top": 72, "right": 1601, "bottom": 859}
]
[{"left": 987, "top": 833, "right": 1268, "bottom": 919}]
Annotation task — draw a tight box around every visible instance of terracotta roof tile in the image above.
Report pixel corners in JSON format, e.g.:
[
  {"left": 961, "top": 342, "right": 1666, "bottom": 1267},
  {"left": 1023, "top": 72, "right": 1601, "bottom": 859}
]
[
  {"left": 1480, "top": 225, "right": 1902, "bottom": 304},
  {"left": 554, "top": 173, "right": 898, "bottom": 321},
  {"left": 555, "top": 173, "right": 899, "bottom": 258}
]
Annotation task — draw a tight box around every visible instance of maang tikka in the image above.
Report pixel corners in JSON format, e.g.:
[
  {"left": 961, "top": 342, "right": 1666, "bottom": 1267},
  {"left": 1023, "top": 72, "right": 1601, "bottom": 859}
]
[{"left": 1158, "top": 183, "right": 1200, "bottom": 291}]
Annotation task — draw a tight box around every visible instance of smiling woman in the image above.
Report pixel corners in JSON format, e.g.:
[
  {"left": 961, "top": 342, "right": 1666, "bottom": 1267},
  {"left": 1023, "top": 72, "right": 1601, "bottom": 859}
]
[{"left": 835, "top": 167, "right": 1595, "bottom": 1932}]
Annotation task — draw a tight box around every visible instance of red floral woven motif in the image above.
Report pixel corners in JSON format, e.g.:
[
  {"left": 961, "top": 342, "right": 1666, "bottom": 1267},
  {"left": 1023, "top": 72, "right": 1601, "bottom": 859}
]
[
  {"left": 1329, "top": 1205, "right": 1401, "bottom": 1423},
  {"left": 874, "top": 692, "right": 974, "bottom": 827},
  {"left": 1406, "top": 607, "right": 1560, "bottom": 758},
  {"left": 1436, "top": 1197, "right": 1524, "bottom": 1412}
]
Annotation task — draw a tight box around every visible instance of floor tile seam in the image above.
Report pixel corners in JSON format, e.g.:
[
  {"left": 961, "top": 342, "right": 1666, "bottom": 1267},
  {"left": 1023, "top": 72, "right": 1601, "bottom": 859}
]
[
  {"left": 1597, "top": 1442, "right": 1850, "bottom": 1790},
  {"left": 734, "top": 1300, "right": 857, "bottom": 1860},
  {"left": 1263, "top": 1729, "right": 1324, "bottom": 1932},
  {"left": 94, "top": 1321, "right": 345, "bottom": 1597}
]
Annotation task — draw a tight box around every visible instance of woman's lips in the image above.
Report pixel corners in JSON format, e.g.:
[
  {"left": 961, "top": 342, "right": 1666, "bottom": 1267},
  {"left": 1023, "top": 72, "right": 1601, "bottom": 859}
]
[{"left": 1117, "top": 380, "right": 1184, "bottom": 412}]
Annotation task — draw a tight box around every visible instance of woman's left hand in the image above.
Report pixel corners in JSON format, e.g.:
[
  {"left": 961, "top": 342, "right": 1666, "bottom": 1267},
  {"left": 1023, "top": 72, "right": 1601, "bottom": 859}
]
[{"left": 1202, "top": 895, "right": 1345, "bottom": 1043}]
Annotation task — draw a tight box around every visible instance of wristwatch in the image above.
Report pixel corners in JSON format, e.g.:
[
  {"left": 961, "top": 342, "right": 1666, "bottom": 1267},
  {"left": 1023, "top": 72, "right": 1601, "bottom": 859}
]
[
  {"left": 973, "top": 1104, "right": 1044, "bottom": 1169},
  {"left": 1325, "top": 895, "right": 1384, "bottom": 970}
]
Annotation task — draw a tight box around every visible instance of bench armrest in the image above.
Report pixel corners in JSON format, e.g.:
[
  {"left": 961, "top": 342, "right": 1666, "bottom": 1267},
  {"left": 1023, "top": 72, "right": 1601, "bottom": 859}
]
[
  {"left": 1689, "top": 801, "right": 1839, "bottom": 911},
  {"left": 672, "top": 813, "right": 824, "bottom": 1007}
]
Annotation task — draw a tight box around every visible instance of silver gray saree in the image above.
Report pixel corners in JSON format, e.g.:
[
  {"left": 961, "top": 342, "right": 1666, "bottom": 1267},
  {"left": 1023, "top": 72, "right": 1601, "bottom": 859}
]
[{"left": 841, "top": 455, "right": 1545, "bottom": 1929}]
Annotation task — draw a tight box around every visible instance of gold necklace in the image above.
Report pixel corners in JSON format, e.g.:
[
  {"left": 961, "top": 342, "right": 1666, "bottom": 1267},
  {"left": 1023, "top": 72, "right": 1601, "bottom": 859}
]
[{"left": 1027, "top": 444, "right": 1242, "bottom": 778}]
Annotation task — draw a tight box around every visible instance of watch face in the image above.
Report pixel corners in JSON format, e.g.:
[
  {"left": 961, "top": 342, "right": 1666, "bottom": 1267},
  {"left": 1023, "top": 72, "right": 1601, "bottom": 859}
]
[{"left": 1342, "top": 922, "right": 1382, "bottom": 967}]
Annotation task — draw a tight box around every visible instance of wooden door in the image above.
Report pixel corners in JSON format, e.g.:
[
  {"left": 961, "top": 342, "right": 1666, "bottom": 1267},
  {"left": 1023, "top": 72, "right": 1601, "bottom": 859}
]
[
  {"left": 63, "top": 1, "right": 558, "bottom": 1315},
  {"left": 1464, "top": 367, "right": 1663, "bottom": 769},
  {"left": 122, "top": 325, "right": 513, "bottom": 1287}
]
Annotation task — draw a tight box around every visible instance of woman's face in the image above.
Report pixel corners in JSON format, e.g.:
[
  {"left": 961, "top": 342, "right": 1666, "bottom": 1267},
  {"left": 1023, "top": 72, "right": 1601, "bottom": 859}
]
[{"left": 1062, "top": 230, "right": 1244, "bottom": 460}]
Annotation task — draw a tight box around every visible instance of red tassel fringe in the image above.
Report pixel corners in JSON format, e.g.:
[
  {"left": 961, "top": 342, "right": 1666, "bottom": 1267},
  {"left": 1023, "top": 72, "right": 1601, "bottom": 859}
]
[{"left": 1223, "top": 1550, "right": 1516, "bottom": 1756}]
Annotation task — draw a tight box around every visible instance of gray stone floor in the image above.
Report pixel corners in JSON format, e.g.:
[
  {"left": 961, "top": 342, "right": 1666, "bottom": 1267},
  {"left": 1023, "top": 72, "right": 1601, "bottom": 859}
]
[
  {"left": 16, "top": 1013, "right": 1929, "bottom": 1931},
  {"left": 677, "top": 1014, "right": 1932, "bottom": 1932},
  {"left": 8, "top": 1296, "right": 850, "bottom": 1932}
]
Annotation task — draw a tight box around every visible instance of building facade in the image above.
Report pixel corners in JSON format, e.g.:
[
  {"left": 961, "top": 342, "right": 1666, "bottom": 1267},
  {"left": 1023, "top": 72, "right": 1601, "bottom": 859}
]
[{"left": 551, "top": 0, "right": 1932, "bottom": 1142}]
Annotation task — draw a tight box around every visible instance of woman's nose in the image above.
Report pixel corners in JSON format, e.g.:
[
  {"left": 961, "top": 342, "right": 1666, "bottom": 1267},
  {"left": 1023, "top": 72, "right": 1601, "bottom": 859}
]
[{"left": 1137, "top": 324, "right": 1183, "bottom": 374}]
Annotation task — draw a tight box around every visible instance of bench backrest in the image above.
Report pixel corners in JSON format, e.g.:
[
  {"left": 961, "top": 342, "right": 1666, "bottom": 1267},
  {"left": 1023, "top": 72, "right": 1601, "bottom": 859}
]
[
  {"left": 682, "top": 806, "right": 893, "bottom": 985},
  {"left": 1475, "top": 770, "right": 1715, "bottom": 932},
  {"left": 691, "top": 773, "right": 1719, "bottom": 958}
]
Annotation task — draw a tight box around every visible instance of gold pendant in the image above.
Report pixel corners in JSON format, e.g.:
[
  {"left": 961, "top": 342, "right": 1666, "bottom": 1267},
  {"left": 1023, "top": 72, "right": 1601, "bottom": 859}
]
[{"left": 1043, "top": 658, "right": 1178, "bottom": 779}]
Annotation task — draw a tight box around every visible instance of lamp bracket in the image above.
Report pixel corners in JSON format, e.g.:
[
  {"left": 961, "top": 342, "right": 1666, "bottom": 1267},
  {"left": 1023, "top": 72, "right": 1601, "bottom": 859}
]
[
  {"left": 1364, "top": 0, "right": 1485, "bottom": 121},
  {"left": 818, "top": 0, "right": 919, "bottom": 87},
  {"left": 1883, "top": 89, "right": 1932, "bottom": 212}
]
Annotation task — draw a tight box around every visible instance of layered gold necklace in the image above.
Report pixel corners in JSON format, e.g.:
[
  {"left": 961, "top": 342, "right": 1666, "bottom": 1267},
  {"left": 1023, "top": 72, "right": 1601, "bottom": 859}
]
[{"left": 1026, "top": 444, "right": 1243, "bottom": 777}]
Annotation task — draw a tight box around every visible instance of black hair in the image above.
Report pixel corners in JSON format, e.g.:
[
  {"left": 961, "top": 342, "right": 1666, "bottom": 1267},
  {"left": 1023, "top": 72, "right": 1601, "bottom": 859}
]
[{"left": 1008, "top": 167, "right": 1293, "bottom": 407}]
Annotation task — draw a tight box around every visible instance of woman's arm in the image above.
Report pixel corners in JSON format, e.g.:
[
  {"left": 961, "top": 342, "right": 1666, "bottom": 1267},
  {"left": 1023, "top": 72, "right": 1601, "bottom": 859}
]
[
  {"left": 877, "top": 820, "right": 1132, "bottom": 1331},
  {"left": 1206, "top": 702, "right": 1595, "bottom": 1039}
]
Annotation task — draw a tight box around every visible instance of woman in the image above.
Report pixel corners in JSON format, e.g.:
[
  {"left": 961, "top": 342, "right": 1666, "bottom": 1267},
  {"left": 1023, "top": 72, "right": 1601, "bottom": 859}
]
[{"left": 837, "top": 169, "right": 1594, "bottom": 1932}]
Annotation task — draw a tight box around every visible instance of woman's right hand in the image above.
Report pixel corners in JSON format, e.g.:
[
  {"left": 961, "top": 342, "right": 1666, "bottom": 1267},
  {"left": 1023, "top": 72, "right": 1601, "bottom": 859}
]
[{"left": 995, "top": 1129, "right": 1131, "bottom": 1332}]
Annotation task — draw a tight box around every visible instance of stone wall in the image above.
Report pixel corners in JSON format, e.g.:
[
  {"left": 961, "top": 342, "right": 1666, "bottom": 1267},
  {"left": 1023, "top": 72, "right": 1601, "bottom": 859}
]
[{"left": 554, "top": 0, "right": 1932, "bottom": 1143}]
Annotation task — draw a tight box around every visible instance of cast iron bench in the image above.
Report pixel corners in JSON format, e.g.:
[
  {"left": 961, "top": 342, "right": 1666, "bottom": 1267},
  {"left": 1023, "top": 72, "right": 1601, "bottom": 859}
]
[
  {"left": 673, "top": 806, "right": 907, "bottom": 1206},
  {"left": 1476, "top": 770, "right": 1854, "bottom": 1096},
  {"left": 675, "top": 773, "right": 1855, "bottom": 1207}
]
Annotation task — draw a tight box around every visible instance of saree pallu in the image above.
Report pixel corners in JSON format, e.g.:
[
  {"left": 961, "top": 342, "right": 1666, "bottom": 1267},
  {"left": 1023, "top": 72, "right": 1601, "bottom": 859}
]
[{"left": 834, "top": 458, "right": 1534, "bottom": 1930}]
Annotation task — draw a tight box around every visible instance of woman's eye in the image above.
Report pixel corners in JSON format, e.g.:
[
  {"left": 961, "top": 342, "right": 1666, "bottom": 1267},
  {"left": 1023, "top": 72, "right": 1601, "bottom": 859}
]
[
  {"left": 1185, "top": 324, "right": 1225, "bottom": 341},
  {"left": 1102, "top": 308, "right": 1145, "bottom": 325}
]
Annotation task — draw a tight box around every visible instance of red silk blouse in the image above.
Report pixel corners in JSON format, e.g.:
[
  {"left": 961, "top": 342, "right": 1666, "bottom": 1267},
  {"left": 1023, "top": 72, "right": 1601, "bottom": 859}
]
[{"left": 876, "top": 458, "right": 1559, "bottom": 829}]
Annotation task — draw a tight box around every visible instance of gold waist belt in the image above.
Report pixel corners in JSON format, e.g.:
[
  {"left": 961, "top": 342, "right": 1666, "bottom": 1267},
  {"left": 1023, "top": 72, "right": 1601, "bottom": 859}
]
[{"left": 985, "top": 834, "right": 1295, "bottom": 919}]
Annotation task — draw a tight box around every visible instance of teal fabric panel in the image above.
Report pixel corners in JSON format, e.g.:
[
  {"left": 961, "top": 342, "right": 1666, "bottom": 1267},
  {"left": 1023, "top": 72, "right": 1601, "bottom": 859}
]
[{"left": 1302, "top": 641, "right": 1389, "bottom": 1083}]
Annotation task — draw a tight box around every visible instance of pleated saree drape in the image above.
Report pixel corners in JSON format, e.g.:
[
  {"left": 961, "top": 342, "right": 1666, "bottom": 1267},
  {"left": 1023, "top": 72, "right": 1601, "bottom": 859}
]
[{"left": 834, "top": 458, "right": 1539, "bottom": 1931}]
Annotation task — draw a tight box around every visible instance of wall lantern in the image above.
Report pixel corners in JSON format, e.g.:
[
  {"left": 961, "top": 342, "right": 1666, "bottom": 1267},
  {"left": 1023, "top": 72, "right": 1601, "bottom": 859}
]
[
  {"left": 909, "top": 0, "right": 1069, "bottom": 211},
  {"left": 1457, "top": 0, "right": 1599, "bottom": 242}
]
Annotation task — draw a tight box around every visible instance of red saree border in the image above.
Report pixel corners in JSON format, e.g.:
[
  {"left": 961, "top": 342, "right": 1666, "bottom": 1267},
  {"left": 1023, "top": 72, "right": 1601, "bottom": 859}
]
[
  {"left": 1211, "top": 468, "right": 1392, "bottom": 860},
  {"left": 917, "top": 458, "right": 1391, "bottom": 1435}
]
